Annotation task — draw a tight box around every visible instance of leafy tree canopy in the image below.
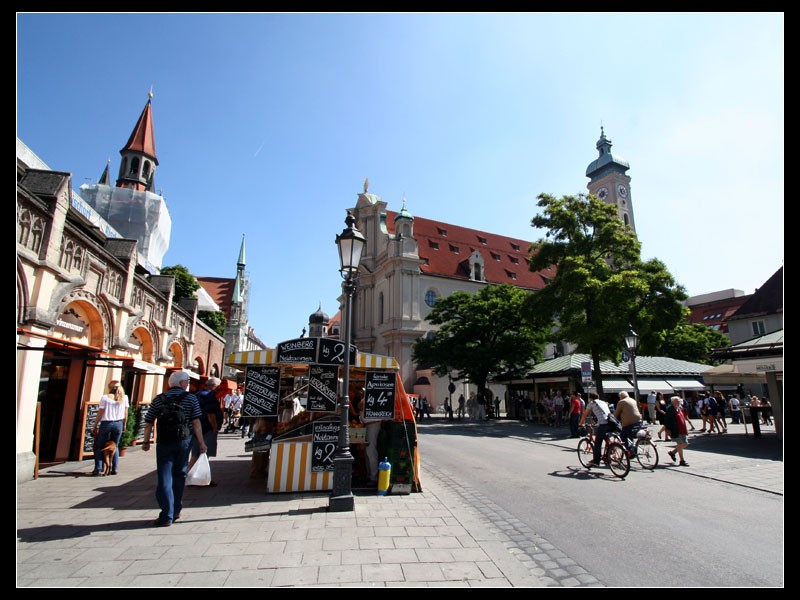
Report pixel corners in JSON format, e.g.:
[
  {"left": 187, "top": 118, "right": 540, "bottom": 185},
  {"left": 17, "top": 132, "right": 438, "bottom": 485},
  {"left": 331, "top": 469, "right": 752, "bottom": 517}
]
[
  {"left": 160, "top": 264, "right": 200, "bottom": 302},
  {"left": 412, "top": 284, "right": 549, "bottom": 396},
  {"left": 526, "top": 193, "right": 688, "bottom": 394},
  {"left": 198, "top": 310, "right": 227, "bottom": 337},
  {"left": 649, "top": 322, "right": 730, "bottom": 364}
]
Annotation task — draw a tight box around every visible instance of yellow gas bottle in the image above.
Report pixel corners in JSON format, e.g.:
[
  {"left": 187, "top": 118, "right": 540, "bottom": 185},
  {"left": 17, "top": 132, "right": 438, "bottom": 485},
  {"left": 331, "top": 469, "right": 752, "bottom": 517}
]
[{"left": 377, "top": 457, "right": 391, "bottom": 495}]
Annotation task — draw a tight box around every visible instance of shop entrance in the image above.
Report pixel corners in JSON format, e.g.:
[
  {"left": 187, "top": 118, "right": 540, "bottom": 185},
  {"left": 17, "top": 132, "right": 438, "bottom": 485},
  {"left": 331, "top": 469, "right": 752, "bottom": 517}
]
[{"left": 36, "top": 357, "right": 71, "bottom": 462}]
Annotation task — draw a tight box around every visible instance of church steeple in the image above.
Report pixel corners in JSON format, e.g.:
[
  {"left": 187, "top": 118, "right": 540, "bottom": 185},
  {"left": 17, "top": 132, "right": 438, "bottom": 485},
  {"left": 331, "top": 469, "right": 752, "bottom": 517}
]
[
  {"left": 98, "top": 159, "right": 111, "bottom": 186},
  {"left": 237, "top": 234, "right": 246, "bottom": 270},
  {"left": 116, "top": 89, "right": 159, "bottom": 192},
  {"left": 585, "top": 127, "right": 636, "bottom": 232}
]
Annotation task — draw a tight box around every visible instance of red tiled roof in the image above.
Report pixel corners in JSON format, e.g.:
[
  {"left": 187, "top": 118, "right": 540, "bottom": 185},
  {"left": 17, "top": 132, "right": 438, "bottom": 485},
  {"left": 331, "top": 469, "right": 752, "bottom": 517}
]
[
  {"left": 120, "top": 99, "right": 157, "bottom": 160},
  {"left": 196, "top": 277, "right": 235, "bottom": 320},
  {"left": 386, "top": 211, "right": 554, "bottom": 290},
  {"left": 687, "top": 295, "right": 751, "bottom": 333}
]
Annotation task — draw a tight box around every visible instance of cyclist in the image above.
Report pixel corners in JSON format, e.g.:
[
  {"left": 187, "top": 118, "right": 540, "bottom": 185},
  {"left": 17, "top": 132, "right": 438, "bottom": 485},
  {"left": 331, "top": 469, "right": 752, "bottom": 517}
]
[
  {"left": 578, "top": 392, "right": 612, "bottom": 467},
  {"left": 614, "top": 391, "right": 643, "bottom": 455}
]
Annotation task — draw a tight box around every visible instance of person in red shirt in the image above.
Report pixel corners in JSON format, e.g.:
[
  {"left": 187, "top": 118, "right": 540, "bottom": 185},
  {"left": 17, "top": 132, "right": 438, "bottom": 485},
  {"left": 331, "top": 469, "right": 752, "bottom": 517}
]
[{"left": 569, "top": 392, "right": 583, "bottom": 438}]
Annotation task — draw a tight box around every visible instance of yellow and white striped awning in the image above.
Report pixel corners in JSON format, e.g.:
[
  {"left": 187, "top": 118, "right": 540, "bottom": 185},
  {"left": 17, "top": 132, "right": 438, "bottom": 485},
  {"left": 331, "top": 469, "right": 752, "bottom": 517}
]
[{"left": 227, "top": 349, "right": 398, "bottom": 370}]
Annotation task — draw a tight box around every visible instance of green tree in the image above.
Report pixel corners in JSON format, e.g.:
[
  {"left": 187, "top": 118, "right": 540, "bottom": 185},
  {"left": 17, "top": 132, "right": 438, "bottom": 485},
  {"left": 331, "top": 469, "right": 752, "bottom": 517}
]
[
  {"left": 159, "top": 264, "right": 200, "bottom": 301},
  {"left": 526, "top": 193, "right": 688, "bottom": 395},
  {"left": 198, "top": 310, "right": 227, "bottom": 337},
  {"left": 649, "top": 322, "right": 730, "bottom": 364},
  {"left": 412, "top": 284, "right": 548, "bottom": 398}
]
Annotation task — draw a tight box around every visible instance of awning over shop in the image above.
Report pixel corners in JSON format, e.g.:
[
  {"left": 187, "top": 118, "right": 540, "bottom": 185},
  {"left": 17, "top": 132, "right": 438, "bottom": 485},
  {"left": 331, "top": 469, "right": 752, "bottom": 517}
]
[
  {"left": 665, "top": 378, "right": 706, "bottom": 391},
  {"left": 601, "top": 378, "right": 634, "bottom": 393},
  {"left": 227, "top": 349, "right": 399, "bottom": 370},
  {"left": 700, "top": 364, "right": 766, "bottom": 385},
  {"left": 635, "top": 379, "right": 675, "bottom": 394},
  {"left": 131, "top": 359, "right": 166, "bottom": 375}
]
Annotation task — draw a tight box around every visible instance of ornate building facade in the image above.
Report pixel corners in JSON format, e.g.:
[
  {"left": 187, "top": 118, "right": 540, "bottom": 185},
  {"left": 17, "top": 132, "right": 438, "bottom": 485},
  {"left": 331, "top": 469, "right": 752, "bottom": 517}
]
[{"left": 15, "top": 98, "right": 226, "bottom": 482}]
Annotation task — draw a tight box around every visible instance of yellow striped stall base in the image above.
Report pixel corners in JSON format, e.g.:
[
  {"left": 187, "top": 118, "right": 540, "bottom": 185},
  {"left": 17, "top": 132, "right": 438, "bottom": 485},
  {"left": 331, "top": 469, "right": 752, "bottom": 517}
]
[{"left": 267, "top": 440, "right": 333, "bottom": 493}]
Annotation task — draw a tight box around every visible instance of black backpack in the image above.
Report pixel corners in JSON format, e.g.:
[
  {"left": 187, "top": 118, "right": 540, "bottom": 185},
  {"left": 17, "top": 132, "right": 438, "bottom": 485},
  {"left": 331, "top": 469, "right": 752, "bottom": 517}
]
[{"left": 156, "top": 392, "right": 190, "bottom": 442}]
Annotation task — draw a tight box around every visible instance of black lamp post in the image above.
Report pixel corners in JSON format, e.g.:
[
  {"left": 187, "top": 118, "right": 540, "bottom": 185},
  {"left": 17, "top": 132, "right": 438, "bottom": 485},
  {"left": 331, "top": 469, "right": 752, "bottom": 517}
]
[
  {"left": 329, "top": 210, "right": 366, "bottom": 512},
  {"left": 624, "top": 326, "right": 640, "bottom": 406}
]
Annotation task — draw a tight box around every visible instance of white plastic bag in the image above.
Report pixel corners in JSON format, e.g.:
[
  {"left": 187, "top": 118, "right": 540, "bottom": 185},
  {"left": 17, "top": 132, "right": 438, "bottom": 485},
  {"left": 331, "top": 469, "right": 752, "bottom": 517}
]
[{"left": 186, "top": 453, "right": 211, "bottom": 486}]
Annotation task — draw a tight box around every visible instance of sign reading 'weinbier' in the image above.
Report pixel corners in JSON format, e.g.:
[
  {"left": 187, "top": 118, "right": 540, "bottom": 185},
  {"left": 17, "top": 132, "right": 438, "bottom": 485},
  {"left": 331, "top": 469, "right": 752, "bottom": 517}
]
[{"left": 276, "top": 337, "right": 356, "bottom": 366}]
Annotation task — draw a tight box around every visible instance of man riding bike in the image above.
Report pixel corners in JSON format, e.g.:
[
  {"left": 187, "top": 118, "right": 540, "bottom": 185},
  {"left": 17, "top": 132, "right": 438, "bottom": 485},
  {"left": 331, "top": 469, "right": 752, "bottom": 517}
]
[{"left": 614, "top": 391, "right": 643, "bottom": 455}]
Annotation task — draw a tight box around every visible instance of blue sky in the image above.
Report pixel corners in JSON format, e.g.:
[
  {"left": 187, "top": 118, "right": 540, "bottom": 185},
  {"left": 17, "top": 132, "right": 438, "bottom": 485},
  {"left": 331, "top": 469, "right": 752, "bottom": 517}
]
[{"left": 17, "top": 13, "right": 784, "bottom": 348}]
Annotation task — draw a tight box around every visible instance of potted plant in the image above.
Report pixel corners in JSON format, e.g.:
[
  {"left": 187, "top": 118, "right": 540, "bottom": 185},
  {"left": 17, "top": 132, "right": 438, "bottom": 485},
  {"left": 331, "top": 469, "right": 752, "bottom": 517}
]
[{"left": 118, "top": 406, "right": 141, "bottom": 456}]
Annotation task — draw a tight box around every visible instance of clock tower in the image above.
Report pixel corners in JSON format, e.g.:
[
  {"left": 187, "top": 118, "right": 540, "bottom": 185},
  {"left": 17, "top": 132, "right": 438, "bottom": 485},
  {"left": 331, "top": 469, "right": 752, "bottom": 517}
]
[{"left": 585, "top": 127, "right": 636, "bottom": 232}]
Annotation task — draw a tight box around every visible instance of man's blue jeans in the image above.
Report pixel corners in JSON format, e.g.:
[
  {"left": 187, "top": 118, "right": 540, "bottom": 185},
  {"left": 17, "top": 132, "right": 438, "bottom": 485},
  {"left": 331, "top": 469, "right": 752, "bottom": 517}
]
[
  {"left": 94, "top": 420, "right": 123, "bottom": 474},
  {"left": 155, "top": 438, "right": 192, "bottom": 523},
  {"left": 621, "top": 421, "right": 643, "bottom": 454}
]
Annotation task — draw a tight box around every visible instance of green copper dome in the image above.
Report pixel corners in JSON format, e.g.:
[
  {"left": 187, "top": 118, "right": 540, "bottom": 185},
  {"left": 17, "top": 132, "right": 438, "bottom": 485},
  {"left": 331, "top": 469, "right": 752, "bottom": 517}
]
[{"left": 585, "top": 127, "right": 629, "bottom": 179}]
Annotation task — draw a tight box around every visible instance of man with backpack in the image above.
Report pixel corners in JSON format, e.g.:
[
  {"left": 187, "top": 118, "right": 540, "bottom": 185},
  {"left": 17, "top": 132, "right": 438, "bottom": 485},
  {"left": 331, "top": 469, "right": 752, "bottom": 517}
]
[{"left": 141, "top": 370, "right": 206, "bottom": 527}]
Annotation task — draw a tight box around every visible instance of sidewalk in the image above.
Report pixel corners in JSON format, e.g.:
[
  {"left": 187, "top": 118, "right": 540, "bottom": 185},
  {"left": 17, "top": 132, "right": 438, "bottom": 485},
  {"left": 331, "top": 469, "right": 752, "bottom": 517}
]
[
  {"left": 17, "top": 431, "right": 544, "bottom": 588},
  {"left": 17, "top": 419, "right": 782, "bottom": 587}
]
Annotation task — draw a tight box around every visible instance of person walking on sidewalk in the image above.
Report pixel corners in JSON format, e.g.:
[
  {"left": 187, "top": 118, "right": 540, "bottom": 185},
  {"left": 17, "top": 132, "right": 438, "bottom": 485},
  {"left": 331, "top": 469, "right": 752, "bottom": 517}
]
[
  {"left": 189, "top": 377, "right": 223, "bottom": 486},
  {"left": 664, "top": 396, "right": 690, "bottom": 467},
  {"left": 141, "top": 371, "right": 206, "bottom": 527},
  {"left": 91, "top": 380, "right": 129, "bottom": 476}
]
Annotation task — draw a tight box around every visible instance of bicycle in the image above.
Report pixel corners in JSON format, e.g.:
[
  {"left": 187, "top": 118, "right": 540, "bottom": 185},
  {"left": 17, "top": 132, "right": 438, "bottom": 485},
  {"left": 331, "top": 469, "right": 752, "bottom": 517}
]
[
  {"left": 576, "top": 423, "right": 630, "bottom": 478},
  {"left": 610, "top": 425, "right": 659, "bottom": 469}
]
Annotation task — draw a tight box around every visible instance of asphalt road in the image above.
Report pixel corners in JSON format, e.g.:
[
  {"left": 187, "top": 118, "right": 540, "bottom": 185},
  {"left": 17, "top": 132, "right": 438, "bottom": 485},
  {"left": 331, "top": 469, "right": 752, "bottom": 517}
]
[{"left": 418, "top": 421, "right": 783, "bottom": 587}]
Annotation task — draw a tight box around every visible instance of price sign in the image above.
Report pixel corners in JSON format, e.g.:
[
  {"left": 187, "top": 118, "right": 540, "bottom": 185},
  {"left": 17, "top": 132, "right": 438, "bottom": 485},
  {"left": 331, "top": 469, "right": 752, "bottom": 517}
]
[
  {"left": 311, "top": 420, "right": 339, "bottom": 472},
  {"left": 363, "top": 371, "right": 396, "bottom": 421},
  {"left": 242, "top": 366, "right": 280, "bottom": 417},
  {"left": 307, "top": 365, "right": 338, "bottom": 412}
]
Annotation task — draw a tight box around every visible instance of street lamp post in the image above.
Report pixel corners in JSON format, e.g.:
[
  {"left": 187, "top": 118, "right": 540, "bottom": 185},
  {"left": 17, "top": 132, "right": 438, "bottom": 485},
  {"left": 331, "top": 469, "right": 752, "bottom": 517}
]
[
  {"left": 329, "top": 210, "right": 366, "bottom": 513},
  {"left": 624, "top": 326, "right": 640, "bottom": 407}
]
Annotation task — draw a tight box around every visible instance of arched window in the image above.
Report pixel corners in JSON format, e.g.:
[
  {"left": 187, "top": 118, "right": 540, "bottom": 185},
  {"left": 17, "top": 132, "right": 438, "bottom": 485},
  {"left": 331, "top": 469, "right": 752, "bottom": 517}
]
[
  {"left": 378, "top": 292, "right": 384, "bottom": 324},
  {"left": 72, "top": 247, "right": 83, "bottom": 271},
  {"left": 143, "top": 161, "right": 151, "bottom": 178},
  {"left": 130, "top": 157, "right": 140, "bottom": 175},
  {"left": 18, "top": 210, "right": 31, "bottom": 246},
  {"left": 61, "top": 240, "right": 74, "bottom": 270},
  {"left": 623, "top": 214, "right": 630, "bottom": 227},
  {"left": 474, "top": 264, "right": 482, "bottom": 281},
  {"left": 425, "top": 289, "right": 438, "bottom": 308},
  {"left": 31, "top": 218, "right": 44, "bottom": 253}
]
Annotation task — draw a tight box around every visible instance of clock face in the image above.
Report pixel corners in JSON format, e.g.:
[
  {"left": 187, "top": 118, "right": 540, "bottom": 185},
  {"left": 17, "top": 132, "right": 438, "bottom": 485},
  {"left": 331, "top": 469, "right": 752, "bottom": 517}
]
[
  {"left": 597, "top": 187, "right": 609, "bottom": 200},
  {"left": 617, "top": 184, "right": 628, "bottom": 198}
]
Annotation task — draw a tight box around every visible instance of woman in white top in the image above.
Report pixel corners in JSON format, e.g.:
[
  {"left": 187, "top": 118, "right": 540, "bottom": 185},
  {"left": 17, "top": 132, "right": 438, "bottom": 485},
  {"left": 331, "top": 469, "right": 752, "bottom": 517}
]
[{"left": 92, "top": 380, "right": 130, "bottom": 476}]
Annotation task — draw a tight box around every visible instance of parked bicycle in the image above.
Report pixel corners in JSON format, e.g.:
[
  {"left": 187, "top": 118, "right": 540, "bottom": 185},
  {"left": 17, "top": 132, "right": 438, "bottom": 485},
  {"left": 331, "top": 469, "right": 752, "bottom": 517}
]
[{"left": 577, "top": 423, "right": 630, "bottom": 478}]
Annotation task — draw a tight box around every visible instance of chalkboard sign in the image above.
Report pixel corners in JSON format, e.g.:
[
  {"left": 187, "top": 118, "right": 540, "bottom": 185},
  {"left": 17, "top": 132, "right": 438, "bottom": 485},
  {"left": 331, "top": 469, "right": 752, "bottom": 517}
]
[
  {"left": 275, "top": 337, "right": 357, "bottom": 365},
  {"left": 82, "top": 403, "right": 100, "bottom": 455},
  {"left": 242, "top": 366, "right": 280, "bottom": 417},
  {"left": 311, "top": 420, "right": 340, "bottom": 472},
  {"left": 307, "top": 365, "right": 339, "bottom": 412},
  {"left": 317, "top": 338, "right": 356, "bottom": 366},
  {"left": 363, "top": 371, "right": 396, "bottom": 421},
  {"left": 277, "top": 338, "right": 318, "bottom": 364}
]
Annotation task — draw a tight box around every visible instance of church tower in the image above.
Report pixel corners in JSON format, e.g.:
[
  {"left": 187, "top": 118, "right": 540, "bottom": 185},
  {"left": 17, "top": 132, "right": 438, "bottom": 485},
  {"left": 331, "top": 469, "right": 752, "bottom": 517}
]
[
  {"left": 116, "top": 90, "right": 158, "bottom": 192},
  {"left": 585, "top": 127, "right": 636, "bottom": 232}
]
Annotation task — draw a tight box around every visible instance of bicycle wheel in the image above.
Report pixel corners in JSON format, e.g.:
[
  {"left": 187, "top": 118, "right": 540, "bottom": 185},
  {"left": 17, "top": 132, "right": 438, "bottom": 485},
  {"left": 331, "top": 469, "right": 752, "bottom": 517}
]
[
  {"left": 577, "top": 438, "right": 595, "bottom": 468},
  {"left": 605, "top": 442, "right": 630, "bottom": 478},
  {"left": 635, "top": 439, "right": 659, "bottom": 469}
]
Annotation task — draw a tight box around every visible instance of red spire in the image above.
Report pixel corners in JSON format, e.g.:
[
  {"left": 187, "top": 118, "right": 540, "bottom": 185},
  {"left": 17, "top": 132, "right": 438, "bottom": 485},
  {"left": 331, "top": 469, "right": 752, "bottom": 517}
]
[{"left": 120, "top": 98, "right": 158, "bottom": 162}]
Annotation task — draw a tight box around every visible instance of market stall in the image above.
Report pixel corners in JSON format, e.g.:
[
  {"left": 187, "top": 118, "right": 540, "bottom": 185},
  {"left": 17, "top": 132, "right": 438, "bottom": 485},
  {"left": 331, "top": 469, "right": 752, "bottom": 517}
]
[{"left": 226, "top": 338, "right": 422, "bottom": 495}]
